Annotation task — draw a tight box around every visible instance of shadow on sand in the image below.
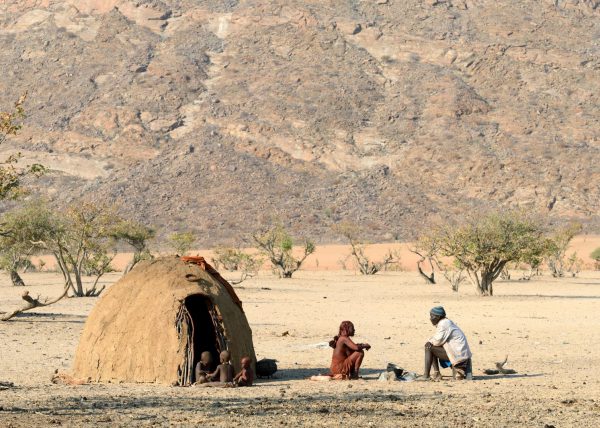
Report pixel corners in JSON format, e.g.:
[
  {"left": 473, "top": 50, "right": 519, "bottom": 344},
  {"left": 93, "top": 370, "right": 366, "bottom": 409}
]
[
  {"left": 274, "top": 367, "right": 384, "bottom": 380},
  {"left": 471, "top": 373, "right": 543, "bottom": 381},
  {"left": 503, "top": 294, "right": 600, "bottom": 300},
  {"left": 4, "top": 312, "right": 86, "bottom": 323},
  {"left": 265, "top": 368, "right": 542, "bottom": 382},
  {"left": 1, "top": 388, "right": 443, "bottom": 417}
]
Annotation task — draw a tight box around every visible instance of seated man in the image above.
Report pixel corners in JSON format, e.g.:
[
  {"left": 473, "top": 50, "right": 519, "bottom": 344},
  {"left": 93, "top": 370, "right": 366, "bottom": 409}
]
[
  {"left": 423, "top": 306, "right": 472, "bottom": 380},
  {"left": 329, "top": 321, "right": 371, "bottom": 379}
]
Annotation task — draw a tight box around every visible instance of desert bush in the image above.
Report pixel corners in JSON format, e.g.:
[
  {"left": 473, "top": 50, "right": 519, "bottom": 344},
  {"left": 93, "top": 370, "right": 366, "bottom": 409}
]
[
  {"left": 518, "top": 236, "right": 554, "bottom": 280},
  {"left": 411, "top": 234, "right": 466, "bottom": 291},
  {"left": 212, "top": 246, "right": 262, "bottom": 284},
  {"left": 428, "top": 210, "right": 550, "bottom": 296},
  {"left": 0, "top": 202, "right": 52, "bottom": 286},
  {"left": 111, "top": 220, "right": 155, "bottom": 273},
  {"left": 334, "top": 222, "right": 400, "bottom": 275},
  {"left": 0, "top": 94, "right": 26, "bottom": 144},
  {"left": 441, "top": 265, "right": 467, "bottom": 292},
  {"left": 47, "top": 202, "right": 122, "bottom": 296},
  {"left": 564, "top": 251, "right": 583, "bottom": 277},
  {"left": 7, "top": 200, "right": 123, "bottom": 297},
  {"left": 591, "top": 247, "right": 600, "bottom": 270},
  {"left": 547, "top": 223, "right": 582, "bottom": 277},
  {"left": 212, "top": 247, "right": 261, "bottom": 271},
  {"left": 499, "top": 266, "right": 511, "bottom": 280},
  {"left": 167, "top": 231, "right": 196, "bottom": 256},
  {"left": 252, "top": 224, "right": 315, "bottom": 278}
]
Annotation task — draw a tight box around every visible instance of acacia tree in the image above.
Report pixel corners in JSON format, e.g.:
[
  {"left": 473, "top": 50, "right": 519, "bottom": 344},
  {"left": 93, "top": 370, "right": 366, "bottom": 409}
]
[
  {"left": 54, "top": 203, "right": 122, "bottom": 296},
  {"left": 0, "top": 95, "right": 48, "bottom": 285},
  {"left": 0, "top": 98, "right": 54, "bottom": 321},
  {"left": 22, "top": 202, "right": 123, "bottom": 297},
  {"left": 252, "top": 224, "right": 315, "bottom": 278},
  {"left": 431, "top": 211, "right": 549, "bottom": 296},
  {"left": 111, "top": 220, "right": 155, "bottom": 274},
  {"left": 519, "top": 235, "right": 555, "bottom": 280},
  {"left": 334, "top": 222, "right": 400, "bottom": 275},
  {"left": 591, "top": 247, "right": 600, "bottom": 271},
  {"left": 0, "top": 202, "right": 52, "bottom": 286},
  {"left": 211, "top": 246, "right": 262, "bottom": 284},
  {"left": 167, "top": 231, "right": 196, "bottom": 256},
  {"left": 547, "top": 223, "right": 582, "bottom": 277}
]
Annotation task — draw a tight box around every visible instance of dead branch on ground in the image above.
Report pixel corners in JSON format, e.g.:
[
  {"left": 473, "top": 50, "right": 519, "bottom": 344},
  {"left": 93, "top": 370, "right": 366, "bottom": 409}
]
[
  {"left": 1, "top": 281, "right": 69, "bottom": 321},
  {"left": 228, "top": 271, "right": 255, "bottom": 285},
  {"left": 483, "top": 355, "right": 517, "bottom": 375}
]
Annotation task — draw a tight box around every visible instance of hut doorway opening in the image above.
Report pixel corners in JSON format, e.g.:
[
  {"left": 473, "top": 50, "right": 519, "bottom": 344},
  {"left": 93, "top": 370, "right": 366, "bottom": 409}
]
[{"left": 177, "top": 294, "right": 227, "bottom": 385}]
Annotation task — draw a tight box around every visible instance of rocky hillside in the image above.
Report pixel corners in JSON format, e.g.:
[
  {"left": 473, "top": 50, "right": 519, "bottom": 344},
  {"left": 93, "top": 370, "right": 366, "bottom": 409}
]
[{"left": 0, "top": 0, "right": 598, "bottom": 245}]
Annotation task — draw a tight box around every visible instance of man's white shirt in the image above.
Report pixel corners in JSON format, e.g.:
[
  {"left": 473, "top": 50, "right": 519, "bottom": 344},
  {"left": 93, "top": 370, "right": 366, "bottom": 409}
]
[{"left": 429, "top": 318, "right": 472, "bottom": 365}]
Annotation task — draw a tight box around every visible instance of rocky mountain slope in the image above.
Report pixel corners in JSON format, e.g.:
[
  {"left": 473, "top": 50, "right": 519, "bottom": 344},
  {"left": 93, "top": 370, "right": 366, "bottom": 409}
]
[{"left": 0, "top": 0, "right": 598, "bottom": 245}]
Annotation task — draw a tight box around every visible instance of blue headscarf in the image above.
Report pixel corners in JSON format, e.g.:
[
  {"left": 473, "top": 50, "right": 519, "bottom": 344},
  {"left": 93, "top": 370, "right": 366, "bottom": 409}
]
[{"left": 430, "top": 306, "right": 446, "bottom": 317}]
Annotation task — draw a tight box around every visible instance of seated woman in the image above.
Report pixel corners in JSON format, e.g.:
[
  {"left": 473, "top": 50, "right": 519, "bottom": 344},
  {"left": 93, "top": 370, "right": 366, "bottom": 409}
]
[{"left": 329, "top": 321, "right": 370, "bottom": 379}]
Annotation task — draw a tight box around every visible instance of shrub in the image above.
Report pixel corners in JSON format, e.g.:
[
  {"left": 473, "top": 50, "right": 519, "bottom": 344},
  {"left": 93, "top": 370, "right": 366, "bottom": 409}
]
[
  {"left": 167, "top": 232, "right": 196, "bottom": 256},
  {"left": 590, "top": 247, "right": 600, "bottom": 270},
  {"left": 428, "top": 210, "right": 550, "bottom": 296},
  {"left": 252, "top": 224, "right": 314, "bottom": 278},
  {"left": 334, "top": 222, "right": 400, "bottom": 275}
]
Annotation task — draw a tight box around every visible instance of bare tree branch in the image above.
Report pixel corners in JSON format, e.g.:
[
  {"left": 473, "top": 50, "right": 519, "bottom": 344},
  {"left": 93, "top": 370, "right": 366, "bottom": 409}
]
[
  {"left": 409, "top": 248, "right": 435, "bottom": 284},
  {"left": 1, "top": 281, "right": 69, "bottom": 321}
]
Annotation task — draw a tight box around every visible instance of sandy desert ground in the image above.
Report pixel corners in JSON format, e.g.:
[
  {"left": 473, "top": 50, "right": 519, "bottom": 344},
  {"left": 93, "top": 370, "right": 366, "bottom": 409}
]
[{"left": 1, "top": 266, "right": 599, "bottom": 427}]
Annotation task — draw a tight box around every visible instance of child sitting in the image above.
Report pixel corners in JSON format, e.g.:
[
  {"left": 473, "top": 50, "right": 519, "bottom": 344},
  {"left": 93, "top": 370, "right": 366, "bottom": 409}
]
[
  {"left": 194, "top": 351, "right": 214, "bottom": 384},
  {"left": 234, "top": 356, "right": 254, "bottom": 387},
  {"left": 205, "top": 350, "right": 234, "bottom": 385}
]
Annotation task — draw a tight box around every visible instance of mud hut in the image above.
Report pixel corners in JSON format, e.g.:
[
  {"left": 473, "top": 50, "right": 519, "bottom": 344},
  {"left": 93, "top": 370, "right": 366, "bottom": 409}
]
[{"left": 72, "top": 256, "right": 256, "bottom": 385}]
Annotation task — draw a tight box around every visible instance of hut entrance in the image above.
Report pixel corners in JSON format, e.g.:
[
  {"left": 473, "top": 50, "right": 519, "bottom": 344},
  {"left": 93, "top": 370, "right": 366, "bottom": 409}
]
[{"left": 176, "top": 294, "right": 227, "bottom": 385}]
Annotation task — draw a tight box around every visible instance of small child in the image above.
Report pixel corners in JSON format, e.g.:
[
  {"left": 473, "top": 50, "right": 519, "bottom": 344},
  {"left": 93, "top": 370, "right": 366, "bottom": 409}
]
[
  {"left": 194, "top": 351, "right": 214, "bottom": 384},
  {"left": 207, "top": 350, "right": 234, "bottom": 384},
  {"left": 233, "top": 356, "right": 254, "bottom": 387}
]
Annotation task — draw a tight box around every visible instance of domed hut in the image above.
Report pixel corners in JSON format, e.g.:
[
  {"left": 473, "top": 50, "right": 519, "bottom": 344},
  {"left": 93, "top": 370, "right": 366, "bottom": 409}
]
[{"left": 72, "top": 256, "right": 256, "bottom": 385}]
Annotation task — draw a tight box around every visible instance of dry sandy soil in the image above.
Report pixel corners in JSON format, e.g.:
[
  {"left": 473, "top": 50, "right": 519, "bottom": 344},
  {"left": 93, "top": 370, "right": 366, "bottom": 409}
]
[{"left": 1, "top": 267, "right": 599, "bottom": 427}]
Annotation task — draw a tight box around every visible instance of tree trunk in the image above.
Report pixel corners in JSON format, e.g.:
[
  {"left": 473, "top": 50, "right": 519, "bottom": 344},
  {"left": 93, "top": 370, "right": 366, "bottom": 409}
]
[
  {"left": 478, "top": 272, "right": 494, "bottom": 296},
  {"left": 467, "top": 270, "right": 493, "bottom": 296},
  {"left": 54, "top": 252, "right": 76, "bottom": 296},
  {"left": 123, "top": 261, "right": 134, "bottom": 275},
  {"left": 10, "top": 270, "right": 25, "bottom": 287},
  {"left": 73, "top": 267, "right": 84, "bottom": 297},
  {"left": 124, "top": 252, "right": 142, "bottom": 275},
  {"left": 416, "top": 260, "right": 435, "bottom": 284}
]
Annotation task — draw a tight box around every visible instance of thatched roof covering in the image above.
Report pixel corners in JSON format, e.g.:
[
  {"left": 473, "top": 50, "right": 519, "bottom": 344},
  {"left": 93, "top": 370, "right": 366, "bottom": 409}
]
[{"left": 72, "top": 256, "right": 256, "bottom": 385}]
